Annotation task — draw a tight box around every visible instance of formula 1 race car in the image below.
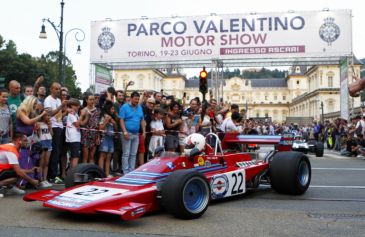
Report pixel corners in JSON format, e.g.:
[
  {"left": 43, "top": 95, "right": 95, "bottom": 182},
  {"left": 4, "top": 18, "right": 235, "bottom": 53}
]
[
  {"left": 290, "top": 134, "right": 324, "bottom": 157},
  {"left": 24, "top": 133, "right": 311, "bottom": 220}
]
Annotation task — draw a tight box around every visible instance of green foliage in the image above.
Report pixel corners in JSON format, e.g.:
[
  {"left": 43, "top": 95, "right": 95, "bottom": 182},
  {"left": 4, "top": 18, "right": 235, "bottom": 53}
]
[{"left": 0, "top": 35, "right": 82, "bottom": 98}]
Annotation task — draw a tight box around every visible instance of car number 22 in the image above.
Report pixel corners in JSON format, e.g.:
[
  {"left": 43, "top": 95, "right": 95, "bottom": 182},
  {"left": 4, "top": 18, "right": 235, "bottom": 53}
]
[
  {"left": 211, "top": 170, "right": 246, "bottom": 199},
  {"left": 74, "top": 187, "right": 109, "bottom": 197},
  {"left": 60, "top": 185, "right": 127, "bottom": 201},
  {"left": 231, "top": 172, "right": 244, "bottom": 195}
]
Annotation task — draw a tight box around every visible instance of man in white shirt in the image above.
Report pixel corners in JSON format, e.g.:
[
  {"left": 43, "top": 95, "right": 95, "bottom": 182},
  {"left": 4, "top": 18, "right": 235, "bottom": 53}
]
[
  {"left": 221, "top": 112, "right": 243, "bottom": 133},
  {"left": 44, "top": 83, "right": 68, "bottom": 182}
]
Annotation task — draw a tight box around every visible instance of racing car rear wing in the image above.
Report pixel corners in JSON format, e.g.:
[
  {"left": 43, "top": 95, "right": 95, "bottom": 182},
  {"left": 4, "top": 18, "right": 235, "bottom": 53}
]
[{"left": 222, "top": 133, "right": 282, "bottom": 145}]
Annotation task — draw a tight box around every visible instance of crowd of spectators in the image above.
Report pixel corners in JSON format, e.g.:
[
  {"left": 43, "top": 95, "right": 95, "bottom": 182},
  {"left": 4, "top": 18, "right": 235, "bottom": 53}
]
[{"left": 0, "top": 74, "right": 364, "bottom": 198}]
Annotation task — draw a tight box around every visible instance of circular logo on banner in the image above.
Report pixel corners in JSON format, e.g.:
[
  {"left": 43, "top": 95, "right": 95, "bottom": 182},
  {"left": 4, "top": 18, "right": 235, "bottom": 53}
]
[
  {"left": 98, "top": 27, "right": 115, "bottom": 52},
  {"left": 211, "top": 175, "right": 229, "bottom": 199},
  {"left": 319, "top": 17, "right": 340, "bottom": 46}
]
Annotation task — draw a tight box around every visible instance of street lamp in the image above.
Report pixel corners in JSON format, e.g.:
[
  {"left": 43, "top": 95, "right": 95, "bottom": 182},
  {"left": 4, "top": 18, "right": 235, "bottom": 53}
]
[
  {"left": 39, "top": 0, "right": 84, "bottom": 85},
  {"left": 63, "top": 28, "right": 85, "bottom": 85},
  {"left": 39, "top": 0, "right": 64, "bottom": 84}
]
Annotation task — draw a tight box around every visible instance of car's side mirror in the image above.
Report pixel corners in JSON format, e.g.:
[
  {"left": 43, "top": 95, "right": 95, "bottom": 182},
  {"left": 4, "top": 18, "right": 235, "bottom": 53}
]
[
  {"left": 189, "top": 148, "right": 201, "bottom": 158},
  {"left": 154, "top": 146, "right": 165, "bottom": 157}
]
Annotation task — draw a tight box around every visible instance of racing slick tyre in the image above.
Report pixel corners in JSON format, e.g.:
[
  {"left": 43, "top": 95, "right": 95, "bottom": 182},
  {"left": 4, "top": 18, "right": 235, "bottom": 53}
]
[
  {"left": 307, "top": 140, "right": 316, "bottom": 153},
  {"left": 315, "top": 142, "right": 324, "bottom": 157},
  {"left": 161, "top": 170, "right": 210, "bottom": 219},
  {"left": 270, "top": 151, "right": 311, "bottom": 195},
  {"left": 65, "top": 164, "right": 106, "bottom": 188}
]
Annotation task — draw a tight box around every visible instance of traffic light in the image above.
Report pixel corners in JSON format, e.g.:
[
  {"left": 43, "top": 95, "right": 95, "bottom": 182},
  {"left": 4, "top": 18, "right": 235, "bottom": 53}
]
[{"left": 199, "top": 67, "right": 208, "bottom": 94}]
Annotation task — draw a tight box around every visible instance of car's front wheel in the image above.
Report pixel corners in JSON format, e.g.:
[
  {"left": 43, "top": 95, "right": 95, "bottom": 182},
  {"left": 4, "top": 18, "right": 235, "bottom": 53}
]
[
  {"left": 161, "top": 170, "right": 210, "bottom": 219},
  {"left": 65, "top": 164, "right": 106, "bottom": 188}
]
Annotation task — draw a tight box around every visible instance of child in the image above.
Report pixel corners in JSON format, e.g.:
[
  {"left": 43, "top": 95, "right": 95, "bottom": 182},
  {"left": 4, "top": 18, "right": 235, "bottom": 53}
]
[
  {"left": 36, "top": 113, "right": 53, "bottom": 188},
  {"left": 149, "top": 109, "right": 165, "bottom": 157},
  {"left": 98, "top": 101, "right": 117, "bottom": 177},
  {"left": 66, "top": 99, "right": 81, "bottom": 169}
]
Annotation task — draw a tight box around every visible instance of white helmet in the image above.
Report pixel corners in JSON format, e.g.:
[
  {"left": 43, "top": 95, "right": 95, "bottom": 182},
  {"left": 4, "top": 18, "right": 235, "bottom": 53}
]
[{"left": 184, "top": 133, "right": 206, "bottom": 155}]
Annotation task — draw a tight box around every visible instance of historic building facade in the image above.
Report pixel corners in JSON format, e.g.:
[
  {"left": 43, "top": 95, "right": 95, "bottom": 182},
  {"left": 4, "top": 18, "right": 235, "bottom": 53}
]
[{"left": 113, "top": 60, "right": 362, "bottom": 123}]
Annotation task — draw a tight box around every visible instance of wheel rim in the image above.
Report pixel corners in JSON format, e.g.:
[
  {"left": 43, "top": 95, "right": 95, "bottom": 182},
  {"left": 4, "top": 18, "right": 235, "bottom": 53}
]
[
  {"left": 298, "top": 160, "right": 310, "bottom": 186},
  {"left": 183, "top": 177, "right": 209, "bottom": 214}
]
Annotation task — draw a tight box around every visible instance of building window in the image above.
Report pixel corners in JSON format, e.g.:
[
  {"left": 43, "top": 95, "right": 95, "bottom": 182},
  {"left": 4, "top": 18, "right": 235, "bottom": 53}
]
[
  {"left": 187, "top": 96, "right": 190, "bottom": 100},
  {"left": 283, "top": 95, "right": 286, "bottom": 100},
  {"left": 265, "top": 95, "right": 268, "bottom": 100},
  {"left": 296, "top": 80, "right": 300, "bottom": 85},
  {"left": 274, "top": 95, "right": 277, "bottom": 100},
  {"left": 328, "top": 76, "right": 333, "bottom": 87},
  {"left": 256, "top": 112, "right": 260, "bottom": 117},
  {"left": 265, "top": 113, "right": 269, "bottom": 118},
  {"left": 242, "top": 96, "right": 245, "bottom": 100},
  {"left": 227, "top": 96, "right": 230, "bottom": 100}
]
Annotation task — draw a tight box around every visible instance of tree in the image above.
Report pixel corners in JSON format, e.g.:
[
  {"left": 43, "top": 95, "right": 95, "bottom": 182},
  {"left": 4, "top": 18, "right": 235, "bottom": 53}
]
[{"left": 0, "top": 35, "right": 82, "bottom": 98}]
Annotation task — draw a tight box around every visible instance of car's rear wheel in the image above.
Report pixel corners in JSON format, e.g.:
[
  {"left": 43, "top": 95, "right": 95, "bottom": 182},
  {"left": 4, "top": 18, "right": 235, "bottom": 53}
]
[
  {"left": 270, "top": 151, "right": 311, "bottom": 195},
  {"left": 315, "top": 142, "right": 324, "bottom": 157},
  {"left": 161, "top": 170, "right": 210, "bottom": 219},
  {"left": 65, "top": 164, "right": 106, "bottom": 188}
]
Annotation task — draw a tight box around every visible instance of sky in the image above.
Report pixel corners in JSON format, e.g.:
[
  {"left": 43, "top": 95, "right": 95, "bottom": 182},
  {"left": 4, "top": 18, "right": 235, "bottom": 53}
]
[{"left": 1, "top": 0, "right": 364, "bottom": 91}]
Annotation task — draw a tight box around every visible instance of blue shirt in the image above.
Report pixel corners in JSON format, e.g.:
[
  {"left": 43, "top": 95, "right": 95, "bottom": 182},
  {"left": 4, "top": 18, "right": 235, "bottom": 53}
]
[{"left": 119, "top": 103, "right": 144, "bottom": 133}]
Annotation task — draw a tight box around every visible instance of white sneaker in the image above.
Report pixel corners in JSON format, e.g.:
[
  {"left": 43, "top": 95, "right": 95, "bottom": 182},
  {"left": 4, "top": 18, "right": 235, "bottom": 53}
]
[
  {"left": 6, "top": 186, "right": 26, "bottom": 195},
  {"left": 39, "top": 181, "right": 52, "bottom": 189},
  {"left": 0, "top": 193, "right": 4, "bottom": 198}
]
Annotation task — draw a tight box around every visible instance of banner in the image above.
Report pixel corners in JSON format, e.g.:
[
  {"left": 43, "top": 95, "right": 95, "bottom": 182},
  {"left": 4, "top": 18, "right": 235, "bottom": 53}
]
[
  {"left": 340, "top": 58, "right": 349, "bottom": 120},
  {"left": 90, "top": 10, "right": 352, "bottom": 65},
  {"left": 95, "top": 64, "right": 112, "bottom": 93}
]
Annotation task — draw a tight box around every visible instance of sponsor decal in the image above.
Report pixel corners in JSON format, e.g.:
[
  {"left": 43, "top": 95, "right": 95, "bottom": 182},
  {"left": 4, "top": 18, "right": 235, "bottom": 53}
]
[
  {"left": 236, "top": 161, "right": 257, "bottom": 168},
  {"left": 166, "top": 162, "right": 175, "bottom": 170},
  {"left": 181, "top": 162, "right": 186, "bottom": 167},
  {"left": 131, "top": 207, "right": 145, "bottom": 217},
  {"left": 205, "top": 160, "right": 211, "bottom": 167},
  {"left": 47, "top": 196, "right": 90, "bottom": 208},
  {"left": 211, "top": 174, "right": 229, "bottom": 199},
  {"left": 197, "top": 156, "right": 205, "bottom": 166}
]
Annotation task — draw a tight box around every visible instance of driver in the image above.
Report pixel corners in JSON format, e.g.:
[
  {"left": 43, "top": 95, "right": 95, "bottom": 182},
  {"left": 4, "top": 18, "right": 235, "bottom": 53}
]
[{"left": 183, "top": 133, "right": 206, "bottom": 156}]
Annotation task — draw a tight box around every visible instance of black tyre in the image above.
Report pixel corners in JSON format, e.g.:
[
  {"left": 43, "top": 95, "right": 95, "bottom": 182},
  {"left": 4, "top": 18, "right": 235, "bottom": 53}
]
[
  {"left": 307, "top": 140, "right": 316, "bottom": 153},
  {"left": 270, "top": 151, "right": 311, "bottom": 195},
  {"left": 315, "top": 142, "right": 324, "bottom": 157},
  {"left": 65, "top": 164, "right": 106, "bottom": 188},
  {"left": 161, "top": 170, "right": 210, "bottom": 219}
]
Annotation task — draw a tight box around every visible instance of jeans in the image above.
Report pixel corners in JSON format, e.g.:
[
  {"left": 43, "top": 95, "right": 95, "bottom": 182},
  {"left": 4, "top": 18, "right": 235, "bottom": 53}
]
[
  {"left": 49, "top": 127, "right": 63, "bottom": 179},
  {"left": 121, "top": 133, "right": 139, "bottom": 174}
]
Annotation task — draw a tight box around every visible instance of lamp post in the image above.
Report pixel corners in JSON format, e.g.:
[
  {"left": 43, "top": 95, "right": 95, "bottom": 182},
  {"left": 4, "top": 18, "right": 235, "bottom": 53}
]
[
  {"left": 39, "top": 0, "right": 84, "bottom": 85},
  {"left": 39, "top": 0, "right": 64, "bottom": 84},
  {"left": 62, "top": 28, "right": 85, "bottom": 85}
]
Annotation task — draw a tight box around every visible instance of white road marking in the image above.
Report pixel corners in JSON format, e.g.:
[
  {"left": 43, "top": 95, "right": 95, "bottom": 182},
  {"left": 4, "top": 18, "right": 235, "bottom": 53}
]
[
  {"left": 312, "top": 168, "right": 365, "bottom": 171},
  {"left": 310, "top": 185, "right": 365, "bottom": 189}
]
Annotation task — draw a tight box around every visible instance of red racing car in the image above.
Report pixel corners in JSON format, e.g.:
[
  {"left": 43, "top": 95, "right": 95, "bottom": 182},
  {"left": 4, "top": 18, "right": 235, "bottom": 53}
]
[{"left": 24, "top": 133, "right": 311, "bottom": 220}]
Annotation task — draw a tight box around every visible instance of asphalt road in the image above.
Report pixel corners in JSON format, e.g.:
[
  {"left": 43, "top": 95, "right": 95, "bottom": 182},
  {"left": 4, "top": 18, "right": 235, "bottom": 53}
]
[{"left": 1, "top": 150, "right": 365, "bottom": 237}]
